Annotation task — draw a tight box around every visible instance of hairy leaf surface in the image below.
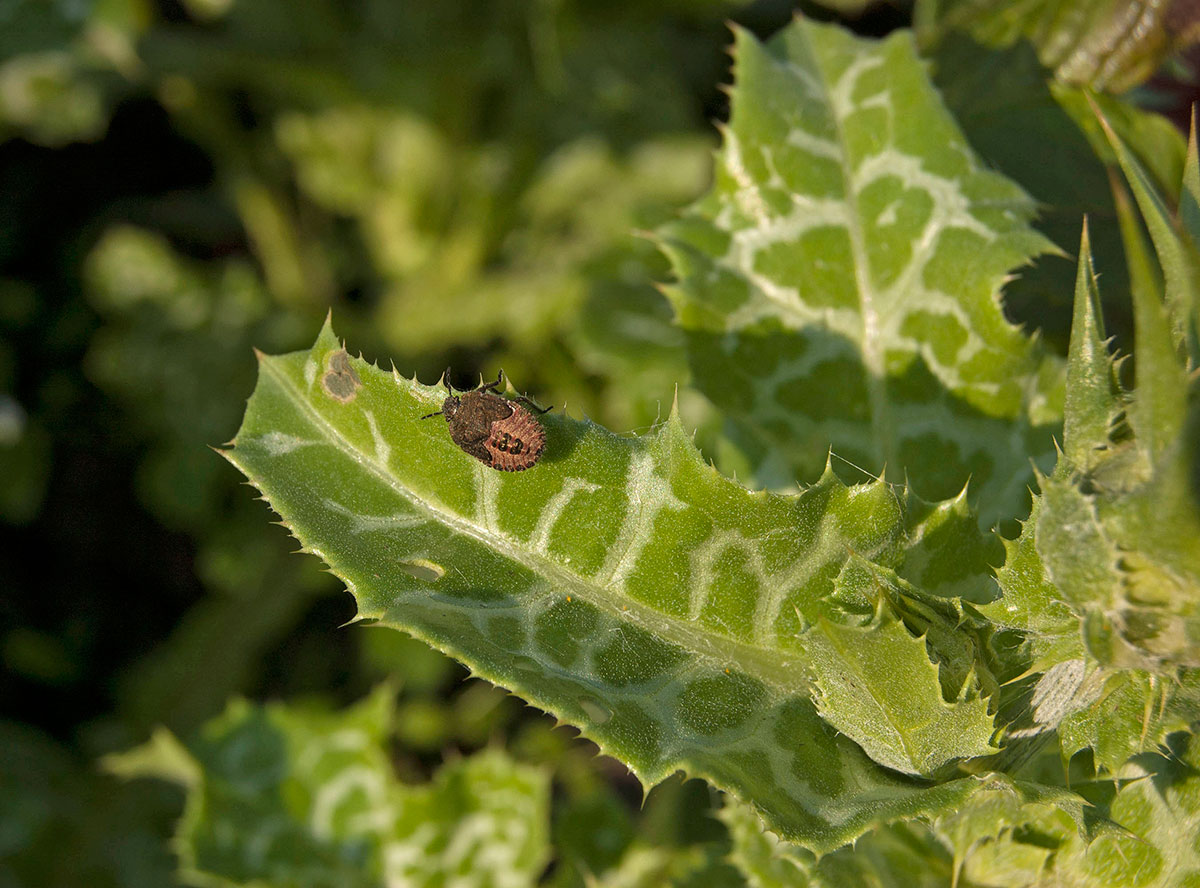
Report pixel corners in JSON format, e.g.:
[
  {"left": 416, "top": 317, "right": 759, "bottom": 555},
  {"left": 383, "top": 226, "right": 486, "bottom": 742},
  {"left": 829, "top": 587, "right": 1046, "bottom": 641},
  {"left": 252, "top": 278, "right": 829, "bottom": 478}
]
[
  {"left": 225, "top": 322, "right": 1008, "bottom": 850},
  {"left": 722, "top": 797, "right": 953, "bottom": 888},
  {"left": 656, "top": 18, "right": 1062, "bottom": 528},
  {"left": 988, "top": 219, "right": 1200, "bottom": 770}
]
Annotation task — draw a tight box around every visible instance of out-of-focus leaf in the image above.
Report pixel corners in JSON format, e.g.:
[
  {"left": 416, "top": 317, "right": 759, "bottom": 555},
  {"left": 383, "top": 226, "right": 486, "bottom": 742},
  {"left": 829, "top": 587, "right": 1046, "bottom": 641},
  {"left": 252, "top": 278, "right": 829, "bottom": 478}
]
[
  {"left": 0, "top": 0, "right": 146, "bottom": 145},
  {"left": 930, "top": 35, "right": 1186, "bottom": 363},
  {"left": 1094, "top": 97, "right": 1200, "bottom": 369},
  {"left": 929, "top": 36, "right": 1109, "bottom": 354},
  {"left": 358, "top": 626, "right": 459, "bottom": 695},
  {"left": 113, "top": 686, "right": 551, "bottom": 888},
  {"left": 1054, "top": 87, "right": 1186, "bottom": 206},
  {"left": 0, "top": 721, "right": 177, "bottom": 888},
  {"left": 0, "top": 395, "right": 50, "bottom": 525},
  {"left": 0, "top": 52, "right": 106, "bottom": 144},
  {"left": 552, "top": 790, "right": 636, "bottom": 885},
  {"left": 82, "top": 227, "right": 338, "bottom": 734},
  {"left": 1182, "top": 110, "right": 1200, "bottom": 247},
  {"left": 657, "top": 17, "right": 1063, "bottom": 529},
  {"left": 589, "top": 844, "right": 745, "bottom": 888},
  {"left": 113, "top": 529, "right": 330, "bottom": 734},
  {"left": 915, "top": 0, "right": 1200, "bottom": 93}
]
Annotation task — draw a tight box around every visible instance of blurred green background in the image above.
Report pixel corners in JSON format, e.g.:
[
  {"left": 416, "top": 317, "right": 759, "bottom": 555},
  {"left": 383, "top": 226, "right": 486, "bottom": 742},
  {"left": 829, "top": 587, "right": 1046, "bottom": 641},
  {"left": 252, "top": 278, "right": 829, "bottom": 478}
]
[
  {"left": 1, "top": 0, "right": 1196, "bottom": 884},
  {"left": 0, "top": 0, "right": 808, "bottom": 883}
]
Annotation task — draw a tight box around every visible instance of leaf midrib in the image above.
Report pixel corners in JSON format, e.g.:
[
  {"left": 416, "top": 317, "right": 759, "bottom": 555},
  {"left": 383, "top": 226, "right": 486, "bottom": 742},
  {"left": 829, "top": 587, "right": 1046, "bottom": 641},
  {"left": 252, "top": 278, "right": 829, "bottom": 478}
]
[
  {"left": 256, "top": 356, "right": 814, "bottom": 697},
  {"left": 722, "top": 30, "right": 897, "bottom": 472},
  {"left": 802, "top": 34, "right": 895, "bottom": 475}
]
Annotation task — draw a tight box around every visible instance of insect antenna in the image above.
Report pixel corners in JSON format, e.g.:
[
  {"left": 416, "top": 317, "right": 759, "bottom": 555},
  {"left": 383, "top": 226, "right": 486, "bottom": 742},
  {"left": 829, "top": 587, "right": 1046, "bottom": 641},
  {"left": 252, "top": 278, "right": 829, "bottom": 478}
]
[
  {"left": 479, "top": 370, "right": 504, "bottom": 392},
  {"left": 420, "top": 409, "right": 444, "bottom": 420}
]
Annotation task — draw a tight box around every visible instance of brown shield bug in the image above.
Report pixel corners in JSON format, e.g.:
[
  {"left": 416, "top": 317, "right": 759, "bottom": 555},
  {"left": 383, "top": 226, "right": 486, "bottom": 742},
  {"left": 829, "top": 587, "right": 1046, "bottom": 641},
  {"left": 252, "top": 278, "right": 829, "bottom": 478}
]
[{"left": 421, "top": 370, "right": 551, "bottom": 471}]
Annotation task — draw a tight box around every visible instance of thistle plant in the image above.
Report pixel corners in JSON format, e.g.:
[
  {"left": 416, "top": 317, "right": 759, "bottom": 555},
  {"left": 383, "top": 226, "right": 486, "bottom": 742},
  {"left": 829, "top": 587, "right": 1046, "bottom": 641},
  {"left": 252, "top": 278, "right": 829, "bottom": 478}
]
[{"left": 192, "top": 15, "right": 1199, "bottom": 888}]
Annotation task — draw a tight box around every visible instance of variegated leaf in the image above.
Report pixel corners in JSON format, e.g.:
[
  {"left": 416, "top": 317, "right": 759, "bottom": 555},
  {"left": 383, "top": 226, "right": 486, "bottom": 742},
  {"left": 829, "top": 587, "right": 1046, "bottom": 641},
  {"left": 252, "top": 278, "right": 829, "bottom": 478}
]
[
  {"left": 107, "top": 687, "right": 550, "bottom": 888},
  {"left": 224, "top": 321, "right": 1004, "bottom": 851},
  {"left": 656, "top": 17, "right": 1063, "bottom": 529}
]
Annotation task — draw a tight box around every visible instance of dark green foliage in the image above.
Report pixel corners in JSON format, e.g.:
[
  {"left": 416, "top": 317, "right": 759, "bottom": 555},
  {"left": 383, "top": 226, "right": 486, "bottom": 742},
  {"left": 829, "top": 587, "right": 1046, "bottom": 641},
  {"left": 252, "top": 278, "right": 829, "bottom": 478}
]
[{"left": 2, "top": 0, "right": 1199, "bottom": 886}]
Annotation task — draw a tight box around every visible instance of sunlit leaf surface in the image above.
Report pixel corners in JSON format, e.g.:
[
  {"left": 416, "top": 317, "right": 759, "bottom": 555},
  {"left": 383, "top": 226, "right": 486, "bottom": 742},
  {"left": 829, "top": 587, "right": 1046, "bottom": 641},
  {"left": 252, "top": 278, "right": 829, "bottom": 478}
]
[
  {"left": 226, "top": 321, "right": 1008, "bottom": 849},
  {"left": 656, "top": 18, "right": 1062, "bottom": 528}
]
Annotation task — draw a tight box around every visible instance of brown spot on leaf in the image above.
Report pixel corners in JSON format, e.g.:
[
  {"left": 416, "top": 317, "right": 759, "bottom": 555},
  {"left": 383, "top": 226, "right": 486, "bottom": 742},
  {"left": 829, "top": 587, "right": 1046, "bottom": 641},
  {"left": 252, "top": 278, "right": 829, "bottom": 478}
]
[{"left": 321, "top": 349, "right": 361, "bottom": 403}]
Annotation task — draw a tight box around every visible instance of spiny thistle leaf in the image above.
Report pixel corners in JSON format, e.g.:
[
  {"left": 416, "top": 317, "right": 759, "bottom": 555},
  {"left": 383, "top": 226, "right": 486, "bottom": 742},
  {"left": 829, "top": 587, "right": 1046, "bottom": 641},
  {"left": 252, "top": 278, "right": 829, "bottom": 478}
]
[
  {"left": 224, "top": 320, "right": 1008, "bottom": 851},
  {"left": 656, "top": 17, "right": 1062, "bottom": 529},
  {"left": 1048, "top": 734, "right": 1200, "bottom": 886},
  {"left": 988, "top": 217, "right": 1200, "bottom": 772},
  {"left": 1062, "top": 219, "right": 1120, "bottom": 471},
  {"left": 721, "top": 798, "right": 951, "bottom": 888},
  {"left": 805, "top": 606, "right": 998, "bottom": 776},
  {"left": 1093, "top": 96, "right": 1200, "bottom": 368},
  {"left": 722, "top": 780, "right": 1085, "bottom": 888}
]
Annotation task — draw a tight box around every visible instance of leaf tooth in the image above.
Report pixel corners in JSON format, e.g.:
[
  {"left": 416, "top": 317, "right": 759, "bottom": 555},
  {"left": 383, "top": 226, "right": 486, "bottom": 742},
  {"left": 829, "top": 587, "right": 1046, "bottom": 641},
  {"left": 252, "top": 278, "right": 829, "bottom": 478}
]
[
  {"left": 948, "top": 481, "right": 973, "bottom": 514},
  {"left": 816, "top": 459, "right": 843, "bottom": 487}
]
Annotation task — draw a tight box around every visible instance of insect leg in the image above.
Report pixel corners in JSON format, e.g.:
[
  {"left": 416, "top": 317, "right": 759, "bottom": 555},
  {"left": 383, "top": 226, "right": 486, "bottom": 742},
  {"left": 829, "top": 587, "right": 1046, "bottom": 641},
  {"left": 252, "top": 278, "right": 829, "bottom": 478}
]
[
  {"left": 512, "top": 396, "right": 552, "bottom": 414},
  {"left": 479, "top": 370, "right": 504, "bottom": 393}
]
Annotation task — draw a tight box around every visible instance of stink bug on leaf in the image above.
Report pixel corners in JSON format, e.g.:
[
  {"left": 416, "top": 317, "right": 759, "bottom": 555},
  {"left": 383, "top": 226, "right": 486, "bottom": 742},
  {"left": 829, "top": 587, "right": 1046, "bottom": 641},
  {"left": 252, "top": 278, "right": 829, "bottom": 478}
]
[{"left": 421, "top": 370, "right": 551, "bottom": 471}]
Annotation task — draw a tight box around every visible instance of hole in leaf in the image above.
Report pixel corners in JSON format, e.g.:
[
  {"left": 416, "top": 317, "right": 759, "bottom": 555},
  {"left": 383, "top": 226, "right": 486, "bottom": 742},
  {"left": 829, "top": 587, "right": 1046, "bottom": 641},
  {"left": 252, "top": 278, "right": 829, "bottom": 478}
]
[
  {"left": 399, "top": 559, "right": 445, "bottom": 582},
  {"left": 578, "top": 697, "right": 612, "bottom": 725}
]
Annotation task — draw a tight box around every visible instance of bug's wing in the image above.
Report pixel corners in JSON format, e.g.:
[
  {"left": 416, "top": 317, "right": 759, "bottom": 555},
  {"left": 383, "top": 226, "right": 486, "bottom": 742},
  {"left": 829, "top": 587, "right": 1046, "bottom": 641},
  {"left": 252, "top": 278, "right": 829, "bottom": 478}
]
[
  {"left": 453, "top": 435, "right": 495, "bottom": 466},
  {"left": 452, "top": 395, "right": 514, "bottom": 443},
  {"left": 478, "top": 396, "right": 516, "bottom": 423}
]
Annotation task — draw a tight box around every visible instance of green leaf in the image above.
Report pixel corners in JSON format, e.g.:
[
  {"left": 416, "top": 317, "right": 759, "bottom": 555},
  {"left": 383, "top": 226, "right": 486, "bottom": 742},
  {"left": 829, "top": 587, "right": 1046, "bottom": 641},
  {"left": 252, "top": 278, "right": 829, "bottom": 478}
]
[
  {"left": 655, "top": 18, "right": 1062, "bottom": 529},
  {"left": 927, "top": 777, "right": 1091, "bottom": 888},
  {"left": 744, "top": 721, "right": 1200, "bottom": 888},
  {"left": 1182, "top": 109, "right": 1200, "bottom": 248},
  {"left": 721, "top": 794, "right": 1012, "bottom": 888},
  {"left": 114, "top": 686, "right": 551, "bottom": 888},
  {"left": 226, "top": 321, "right": 1005, "bottom": 850},
  {"left": 1058, "top": 669, "right": 1200, "bottom": 773},
  {"left": 984, "top": 500, "right": 1072, "bottom": 645},
  {"left": 1062, "top": 220, "right": 1120, "bottom": 472},
  {"left": 1093, "top": 97, "right": 1200, "bottom": 372},
  {"left": 984, "top": 213, "right": 1200, "bottom": 769},
  {"left": 1049, "top": 734, "right": 1200, "bottom": 886},
  {"left": 590, "top": 843, "right": 744, "bottom": 888},
  {"left": 805, "top": 606, "right": 998, "bottom": 776},
  {"left": 915, "top": 0, "right": 1197, "bottom": 93}
]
